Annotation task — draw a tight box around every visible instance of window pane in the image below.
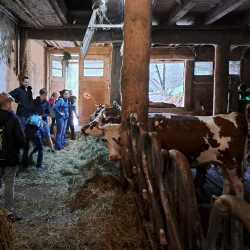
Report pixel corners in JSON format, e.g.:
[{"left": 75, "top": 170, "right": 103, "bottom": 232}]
[
  {"left": 52, "top": 60, "right": 62, "bottom": 70},
  {"left": 84, "top": 60, "right": 104, "bottom": 69},
  {"left": 149, "top": 62, "right": 185, "bottom": 107},
  {"left": 52, "top": 69, "right": 63, "bottom": 77},
  {"left": 229, "top": 61, "right": 240, "bottom": 75},
  {"left": 84, "top": 68, "right": 104, "bottom": 77},
  {"left": 194, "top": 61, "right": 213, "bottom": 76}
]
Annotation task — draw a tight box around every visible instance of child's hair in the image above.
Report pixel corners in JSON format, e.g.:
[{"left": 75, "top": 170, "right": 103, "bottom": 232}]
[
  {"left": 51, "top": 92, "right": 58, "bottom": 98},
  {"left": 39, "top": 88, "right": 47, "bottom": 96}
]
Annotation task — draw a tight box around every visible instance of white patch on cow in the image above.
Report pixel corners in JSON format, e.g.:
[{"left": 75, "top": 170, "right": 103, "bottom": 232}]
[
  {"left": 154, "top": 121, "right": 160, "bottom": 127},
  {"left": 197, "top": 116, "right": 232, "bottom": 164},
  {"left": 103, "top": 124, "right": 122, "bottom": 160}
]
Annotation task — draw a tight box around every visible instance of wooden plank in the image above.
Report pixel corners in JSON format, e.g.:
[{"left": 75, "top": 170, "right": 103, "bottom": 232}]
[
  {"left": 205, "top": 0, "right": 248, "bottom": 24},
  {"left": 168, "top": 0, "right": 198, "bottom": 25}
]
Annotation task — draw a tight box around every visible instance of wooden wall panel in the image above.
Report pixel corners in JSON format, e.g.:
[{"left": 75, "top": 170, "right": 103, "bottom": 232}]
[{"left": 79, "top": 45, "right": 112, "bottom": 124}]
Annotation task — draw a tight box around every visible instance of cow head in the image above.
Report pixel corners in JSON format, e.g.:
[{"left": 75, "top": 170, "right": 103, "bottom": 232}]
[{"left": 83, "top": 123, "right": 122, "bottom": 161}]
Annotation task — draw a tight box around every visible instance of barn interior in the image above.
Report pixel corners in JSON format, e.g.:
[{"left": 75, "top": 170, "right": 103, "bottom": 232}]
[{"left": 0, "top": 0, "right": 250, "bottom": 249}]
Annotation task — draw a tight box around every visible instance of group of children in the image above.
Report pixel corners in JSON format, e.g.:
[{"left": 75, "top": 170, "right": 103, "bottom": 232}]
[
  {"left": 0, "top": 75, "right": 78, "bottom": 218},
  {"left": 9, "top": 75, "right": 78, "bottom": 171}
]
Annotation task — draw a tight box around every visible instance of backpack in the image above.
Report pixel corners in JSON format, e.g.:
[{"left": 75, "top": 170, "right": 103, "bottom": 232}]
[{"left": 0, "top": 123, "right": 7, "bottom": 165}]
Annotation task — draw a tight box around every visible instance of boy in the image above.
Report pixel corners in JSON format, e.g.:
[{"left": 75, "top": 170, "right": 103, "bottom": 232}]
[
  {"left": 54, "top": 90, "right": 69, "bottom": 150},
  {"left": 32, "top": 88, "right": 54, "bottom": 151},
  {"left": 0, "top": 92, "right": 25, "bottom": 219}
]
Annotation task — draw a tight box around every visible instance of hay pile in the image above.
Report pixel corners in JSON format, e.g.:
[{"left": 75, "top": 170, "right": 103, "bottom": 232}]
[
  {"left": 0, "top": 209, "right": 15, "bottom": 250},
  {"left": 69, "top": 175, "right": 146, "bottom": 250},
  {"left": 11, "top": 137, "right": 146, "bottom": 250}
]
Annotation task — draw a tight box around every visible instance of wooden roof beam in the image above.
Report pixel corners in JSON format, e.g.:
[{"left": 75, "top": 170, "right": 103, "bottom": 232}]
[
  {"left": 205, "top": 0, "right": 248, "bottom": 25},
  {"left": 25, "top": 26, "right": 250, "bottom": 45},
  {"left": 48, "top": 0, "right": 68, "bottom": 25},
  {"left": 167, "top": 0, "right": 198, "bottom": 25}
]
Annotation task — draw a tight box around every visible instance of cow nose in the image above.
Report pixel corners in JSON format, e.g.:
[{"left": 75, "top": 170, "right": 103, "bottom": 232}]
[{"left": 109, "top": 155, "right": 121, "bottom": 161}]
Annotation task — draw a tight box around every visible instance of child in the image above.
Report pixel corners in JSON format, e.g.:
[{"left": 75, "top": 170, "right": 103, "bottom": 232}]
[
  {"left": 25, "top": 114, "right": 46, "bottom": 171},
  {"left": 54, "top": 90, "right": 69, "bottom": 150},
  {"left": 49, "top": 92, "right": 59, "bottom": 135},
  {"left": 32, "top": 88, "right": 54, "bottom": 151},
  {"left": 0, "top": 92, "right": 25, "bottom": 219}
]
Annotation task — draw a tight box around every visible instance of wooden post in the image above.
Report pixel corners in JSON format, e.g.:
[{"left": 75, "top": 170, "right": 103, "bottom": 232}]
[
  {"left": 241, "top": 49, "right": 250, "bottom": 88},
  {"left": 121, "top": 0, "right": 152, "bottom": 129},
  {"left": 19, "top": 29, "right": 28, "bottom": 76},
  {"left": 213, "top": 44, "right": 230, "bottom": 115},
  {"left": 184, "top": 60, "right": 194, "bottom": 111},
  {"left": 111, "top": 43, "right": 122, "bottom": 104}
]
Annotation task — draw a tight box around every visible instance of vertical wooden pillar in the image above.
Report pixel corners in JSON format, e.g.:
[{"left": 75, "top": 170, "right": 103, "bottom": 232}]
[
  {"left": 184, "top": 60, "right": 194, "bottom": 111},
  {"left": 19, "top": 29, "right": 28, "bottom": 77},
  {"left": 241, "top": 49, "right": 250, "bottom": 88},
  {"left": 213, "top": 44, "right": 229, "bottom": 115},
  {"left": 121, "top": 0, "right": 152, "bottom": 129},
  {"left": 111, "top": 43, "right": 122, "bottom": 104}
]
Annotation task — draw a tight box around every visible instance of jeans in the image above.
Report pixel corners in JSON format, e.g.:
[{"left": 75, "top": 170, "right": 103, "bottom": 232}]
[
  {"left": 50, "top": 118, "right": 56, "bottom": 134},
  {"left": 55, "top": 117, "right": 68, "bottom": 150},
  {"left": 67, "top": 115, "right": 75, "bottom": 139},
  {"left": 2, "top": 166, "right": 17, "bottom": 211},
  {"left": 29, "top": 130, "right": 43, "bottom": 168}
]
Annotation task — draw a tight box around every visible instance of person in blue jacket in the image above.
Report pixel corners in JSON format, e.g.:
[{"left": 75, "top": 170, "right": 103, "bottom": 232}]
[
  {"left": 32, "top": 88, "right": 54, "bottom": 151},
  {"left": 54, "top": 89, "right": 70, "bottom": 150},
  {"left": 25, "top": 114, "right": 46, "bottom": 172}
]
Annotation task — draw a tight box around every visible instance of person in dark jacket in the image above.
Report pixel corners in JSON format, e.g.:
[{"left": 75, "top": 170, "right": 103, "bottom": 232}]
[
  {"left": 54, "top": 90, "right": 69, "bottom": 150},
  {"left": 32, "top": 88, "right": 54, "bottom": 151},
  {"left": 9, "top": 75, "right": 33, "bottom": 169},
  {"left": 9, "top": 75, "right": 33, "bottom": 127},
  {"left": 0, "top": 92, "right": 25, "bottom": 218}
]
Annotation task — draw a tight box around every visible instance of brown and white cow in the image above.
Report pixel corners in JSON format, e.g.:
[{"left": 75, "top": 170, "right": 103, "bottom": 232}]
[{"left": 83, "top": 110, "right": 248, "bottom": 196}]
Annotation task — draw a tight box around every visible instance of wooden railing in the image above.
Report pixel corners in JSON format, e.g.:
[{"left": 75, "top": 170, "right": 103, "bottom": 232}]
[{"left": 123, "top": 116, "right": 247, "bottom": 250}]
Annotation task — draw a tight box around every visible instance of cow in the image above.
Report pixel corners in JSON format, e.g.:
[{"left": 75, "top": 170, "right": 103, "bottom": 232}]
[{"left": 82, "top": 110, "right": 248, "bottom": 197}]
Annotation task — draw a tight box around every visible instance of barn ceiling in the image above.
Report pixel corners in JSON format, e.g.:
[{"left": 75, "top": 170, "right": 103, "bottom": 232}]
[{"left": 0, "top": 0, "right": 250, "bottom": 47}]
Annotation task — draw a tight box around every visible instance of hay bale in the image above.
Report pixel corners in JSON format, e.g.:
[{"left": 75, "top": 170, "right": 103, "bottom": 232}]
[{"left": 0, "top": 209, "right": 15, "bottom": 250}]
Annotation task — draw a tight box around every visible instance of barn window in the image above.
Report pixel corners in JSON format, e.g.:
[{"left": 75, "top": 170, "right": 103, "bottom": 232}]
[
  {"left": 229, "top": 61, "right": 240, "bottom": 75},
  {"left": 194, "top": 61, "right": 214, "bottom": 76},
  {"left": 83, "top": 59, "right": 104, "bottom": 77},
  {"left": 149, "top": 61, "right": 185, "bottom": 107},
  {"left": 52, "top": 60, "right": 63, "bottom": 77}
]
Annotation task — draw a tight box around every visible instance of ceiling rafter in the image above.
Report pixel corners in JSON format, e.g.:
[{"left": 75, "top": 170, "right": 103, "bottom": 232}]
[
  {"left": 167, "top": 0, "right": 198, "bottom": 25},
  {"left": 205, "top": 0, "right": 248, "bottom": 24},
  {"left": 48, "top": 0, "right": 68, "bottom": 25}
]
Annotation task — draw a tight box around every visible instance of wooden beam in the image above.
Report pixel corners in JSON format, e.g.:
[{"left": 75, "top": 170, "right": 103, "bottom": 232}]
[
  {"left": 111, "top": 44, "right": 122, "bottom": 104},
  {"left": 213, "top": 44, "right": 230, "bottom": 114},
  {"left": 184, "top": 60, "right": 194, "bottom": 110},
  {"left": 121, "top": 0, "right": 151, "bottom": 128},
  {"left": 205, "top": 0, "right": 248, "bottom": 25},
  {"left": 25, "top": 26, "right": 250, "bottom": 45},
  {"left": 167, "top": 0, "right": 197, "bottom": 25},
  {"left": 48, "top": 0, "right": 68, "bottom": 25}
]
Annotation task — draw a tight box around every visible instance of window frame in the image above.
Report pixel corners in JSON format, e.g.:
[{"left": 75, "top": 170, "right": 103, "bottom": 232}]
[
  {"left": 149, "top": 59, "right": 185, "bottom": 107},
  {"left": 229, "top": 60, "right": 241, "bottom": 76},
  {"left": 83, "top": 59, "right": 105, "bottom": 78},
  {"left": 51, "top": 58, "right": 63, "bottom": 78},
  {"left": 194, "top": 61, "right": 214, "bottom": 76}
]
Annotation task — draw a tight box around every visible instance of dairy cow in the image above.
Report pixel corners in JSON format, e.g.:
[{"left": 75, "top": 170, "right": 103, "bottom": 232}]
[{"left": 83, "top": 108, "right": 247, "bottom": 168}]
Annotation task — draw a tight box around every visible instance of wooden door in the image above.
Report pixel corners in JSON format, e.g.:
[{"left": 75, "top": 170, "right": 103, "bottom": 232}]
[{"left": 79, "top": 45, "right": 112, "bottom": 124}]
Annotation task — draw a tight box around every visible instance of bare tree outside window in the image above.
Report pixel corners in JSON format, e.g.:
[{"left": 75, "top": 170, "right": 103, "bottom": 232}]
[{"left": 149, "top": 61, "right": 185, "bottom": 107}]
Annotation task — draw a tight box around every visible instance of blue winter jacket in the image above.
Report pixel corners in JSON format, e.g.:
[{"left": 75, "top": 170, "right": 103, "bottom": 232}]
[{"left": 54, "top": 98, "right": 69, "bottom": 120}]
